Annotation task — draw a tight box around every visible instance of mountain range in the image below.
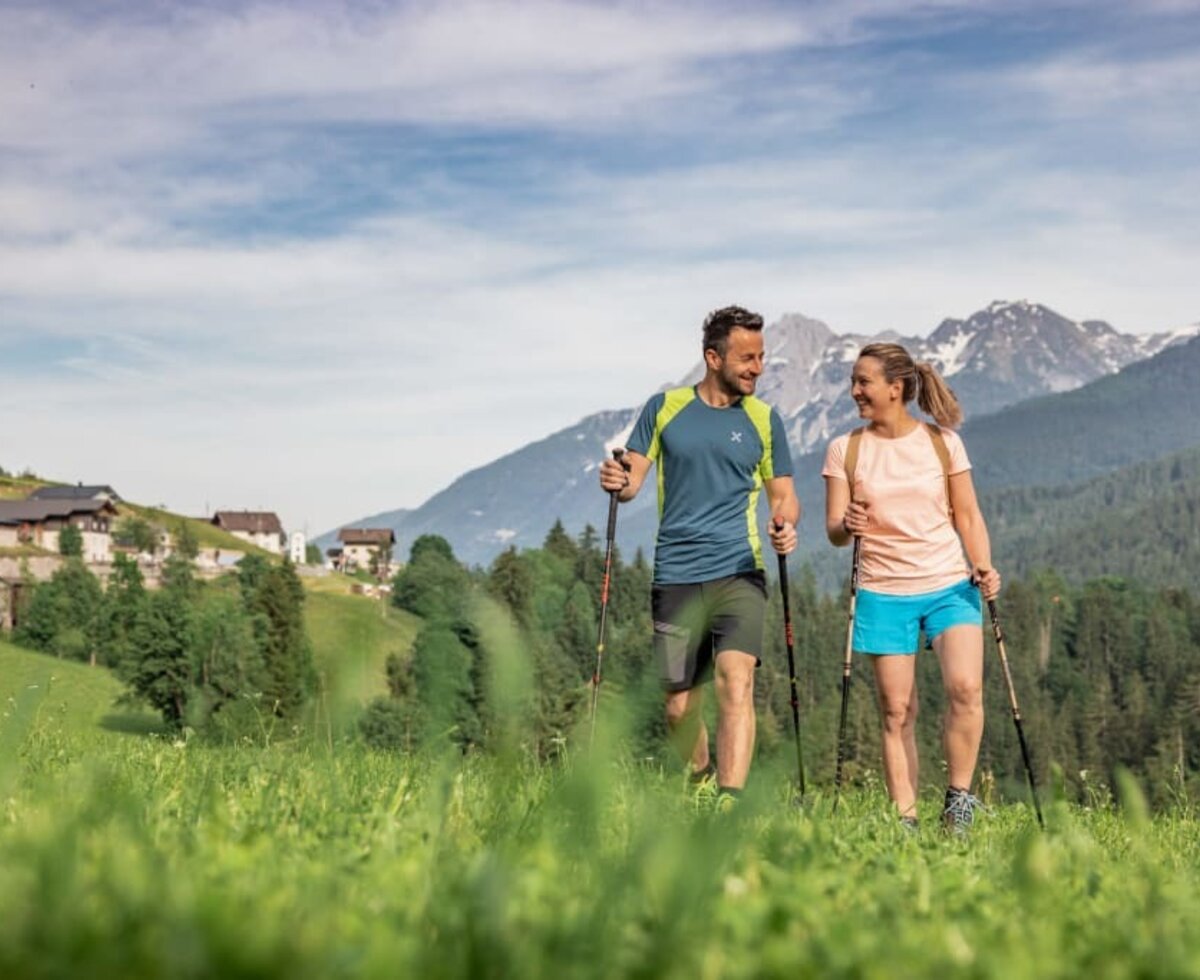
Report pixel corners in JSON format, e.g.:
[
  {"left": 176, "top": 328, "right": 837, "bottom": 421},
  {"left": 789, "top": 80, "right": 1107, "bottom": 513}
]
[{"left": 318, "top": 300, "right": 1199, "bottom": 567}]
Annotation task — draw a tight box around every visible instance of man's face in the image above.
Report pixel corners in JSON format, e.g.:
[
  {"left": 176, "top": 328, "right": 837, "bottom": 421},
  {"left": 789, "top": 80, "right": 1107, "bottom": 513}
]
[{"left": 709, "top": 327, "right": 765, "bottom": 397}]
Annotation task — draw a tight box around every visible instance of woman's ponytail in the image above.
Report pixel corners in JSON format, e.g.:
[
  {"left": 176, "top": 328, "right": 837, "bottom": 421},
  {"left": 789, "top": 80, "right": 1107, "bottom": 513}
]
[
  {"left": 915, "top": 361, "right": 962, "bottom": 429},
  {"left": 859, "top": 342, "right": 964, "bottom": 429}
]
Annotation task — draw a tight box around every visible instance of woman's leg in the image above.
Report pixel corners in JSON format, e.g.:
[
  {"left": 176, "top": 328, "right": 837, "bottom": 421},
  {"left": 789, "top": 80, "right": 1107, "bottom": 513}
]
[
  {"left": 933, "top": 624, "right": 985, "bottom": 790},
  {"left": 871, "top": 655, "right": 920, "bottom": 817}
]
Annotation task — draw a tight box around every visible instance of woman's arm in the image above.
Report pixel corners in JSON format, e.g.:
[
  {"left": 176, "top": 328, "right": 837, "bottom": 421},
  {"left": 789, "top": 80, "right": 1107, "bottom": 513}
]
[
  {"left": 824, "top": 475, "right": 858, "bottom": 547},
  {"left": 949, "top": 470, "right": 1001, "bottom": 599}
]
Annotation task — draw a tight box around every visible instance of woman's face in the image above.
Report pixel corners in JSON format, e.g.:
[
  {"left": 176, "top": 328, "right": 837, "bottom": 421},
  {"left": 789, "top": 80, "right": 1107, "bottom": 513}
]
[{"left": 850, "top": 356, "right": 901, "bottom": 418}]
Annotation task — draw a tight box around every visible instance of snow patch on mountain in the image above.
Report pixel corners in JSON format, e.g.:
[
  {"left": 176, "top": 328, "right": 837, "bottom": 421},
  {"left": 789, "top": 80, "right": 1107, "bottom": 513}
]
[
  {"left": 928, "top": 327, "right": 974, "bottom": 375},
  {"left": 605, "top": 416, "right": 637, "bottom": 456}
]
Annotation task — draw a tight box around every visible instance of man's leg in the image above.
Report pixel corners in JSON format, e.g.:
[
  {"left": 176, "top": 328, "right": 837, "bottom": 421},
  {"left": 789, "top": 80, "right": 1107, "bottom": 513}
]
[
  {"left": 871, "top": 654, "right": 920, "bottom": 818},
  {"left": 652, "top": 581, "right": 711, "bottom": 774},
  {"left": 707, "top": 574, "right": 768, "bottom": 791},
  {"left": 713, "top": 649, "right": 757, "bottom": 790},
  {"left": 665, "top": 685, "right": 709, "bottom": 773}
]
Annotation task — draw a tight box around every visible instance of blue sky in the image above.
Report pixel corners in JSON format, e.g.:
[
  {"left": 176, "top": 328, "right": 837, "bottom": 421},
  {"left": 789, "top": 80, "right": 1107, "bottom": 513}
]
[{"left": 1, "top": 0, "right": 1197, "bottom": 537}]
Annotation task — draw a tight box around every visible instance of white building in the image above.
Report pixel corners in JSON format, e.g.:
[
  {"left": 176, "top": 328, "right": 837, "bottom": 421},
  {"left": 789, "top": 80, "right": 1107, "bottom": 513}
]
[{"left": 211, "top": 511, "right": 285, "bottom": 554}]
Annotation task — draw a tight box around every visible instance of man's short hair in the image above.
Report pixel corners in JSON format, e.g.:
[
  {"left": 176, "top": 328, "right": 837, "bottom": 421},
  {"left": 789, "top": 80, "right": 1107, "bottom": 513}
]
[{"left": 702, "top": 306, "right": 764, "bottom": 356}]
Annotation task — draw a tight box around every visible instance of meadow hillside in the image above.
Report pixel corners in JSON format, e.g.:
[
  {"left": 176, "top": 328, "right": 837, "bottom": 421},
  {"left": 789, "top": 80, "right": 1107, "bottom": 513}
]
[
  {"left": 0, "top": 638, "right": 162, "bottom": 739},
  {"left": 302, "top": 576, "right": 422, "bottom": 731},
  {"left": 0, "top": 471, "right": 270, "bottom": 557},
  {"left": 3, "top": 566, "right": 1200, "bottom": 976},
  {"left": 1, "top": 667, "right": 1198, "bottom": 977},
  {"left": 0, "top": 573, "right": 419, "bottom": 741}
]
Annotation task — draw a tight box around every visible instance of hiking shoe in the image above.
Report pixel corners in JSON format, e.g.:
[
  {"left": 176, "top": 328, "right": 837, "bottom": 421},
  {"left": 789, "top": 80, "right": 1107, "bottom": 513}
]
[
  {"left": 715, "top": 789, "right": 741, "bottom": 814},
  {"left": 900, "top": 815, "right": 920, "bottom": 835},
  {"left": 942, "top": 786, "right": 983, "bottom": 835},
  {"left": 688, "top": 761, "right": 717, "bottom": 787}
]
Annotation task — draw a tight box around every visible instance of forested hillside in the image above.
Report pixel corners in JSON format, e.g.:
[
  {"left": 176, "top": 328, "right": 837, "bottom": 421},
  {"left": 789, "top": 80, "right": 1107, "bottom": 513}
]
[
  {"left": 964, "top": 333, "right": 1200, "bottom": 489},
  {"left": 364, "top": 526, "right": 1199, "bottom": 808},
  {"left": 780, "top": 338, "right": 1200, "bottom": 589},
  {"left": 989, "top": 446, "right": 1200, "bottom": 585}
]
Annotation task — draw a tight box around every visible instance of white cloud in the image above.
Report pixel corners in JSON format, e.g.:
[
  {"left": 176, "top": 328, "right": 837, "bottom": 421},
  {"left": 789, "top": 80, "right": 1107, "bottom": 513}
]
[
  {"left": 1, "top": 0, "right": 1198, "bottom": 534},
  {"left": 1010, "top": 49, "right": 1200, "bottom": 119},
  {"left": 0, "top": 1, "right": 822, "bottom": 159}
]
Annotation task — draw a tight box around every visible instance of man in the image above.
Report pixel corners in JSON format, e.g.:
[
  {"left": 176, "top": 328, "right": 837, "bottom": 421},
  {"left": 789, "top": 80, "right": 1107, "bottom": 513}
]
[{"left": 599, "top": 305, "right": 799, "bottom": 799}]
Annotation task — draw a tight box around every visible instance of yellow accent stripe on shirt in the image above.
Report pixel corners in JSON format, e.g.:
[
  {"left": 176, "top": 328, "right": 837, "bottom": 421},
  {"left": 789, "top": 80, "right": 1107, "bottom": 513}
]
[{"left": 651, "top": 387, "right": 696, "bottom": 518}]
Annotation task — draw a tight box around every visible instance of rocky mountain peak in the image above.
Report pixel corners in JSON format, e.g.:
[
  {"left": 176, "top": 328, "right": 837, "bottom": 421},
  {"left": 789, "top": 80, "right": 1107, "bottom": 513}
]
[{"left": 321, "top": 301, "right": 1198, "bottom": 566}]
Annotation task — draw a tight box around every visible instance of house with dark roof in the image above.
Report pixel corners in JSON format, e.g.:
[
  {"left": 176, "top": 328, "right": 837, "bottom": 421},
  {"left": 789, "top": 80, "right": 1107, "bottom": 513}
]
[
  {"left": 211, "top": 511, "right": 285, "bottom": 554},
  {"left": 335, "top": 527, "right": 397, "bottom": 575},
  {"left": 28, "top": 483, "right": 122, "bottom": 504},
  {"left": 0, "top": 498, "right": 118, "bottom": 563}
]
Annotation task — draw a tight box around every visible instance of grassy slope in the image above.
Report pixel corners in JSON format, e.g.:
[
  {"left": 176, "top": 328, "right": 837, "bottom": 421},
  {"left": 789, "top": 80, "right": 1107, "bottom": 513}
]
[
  {"left": 1, "top": 585, "right": 1197, "bottom": 975},
  {"left": 1, "top": 574, "right": 418, "bottom": 744},
  {"left": 0, "top": 474, "right": 267, "bottom": 555},
  {"left": 0, "top": 637, "right": 161, "bottom": 738},
  {"left": 120, "top": 501, "right": 270, "bottom": 554},
  {"left": 0, "top": 735, "right": 1196, "bottom": 977},
  {"left": 303, "top": 576, "right": 421, "bottom": 731},
  {"left": 0, "top": 475, "right": 44, "bottom": 500}
]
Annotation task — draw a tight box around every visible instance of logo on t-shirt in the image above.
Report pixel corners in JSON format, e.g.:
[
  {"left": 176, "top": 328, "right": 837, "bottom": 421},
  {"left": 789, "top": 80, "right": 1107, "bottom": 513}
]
[{"left": 730, "top": 431, "right": 743, "bottom": 443}]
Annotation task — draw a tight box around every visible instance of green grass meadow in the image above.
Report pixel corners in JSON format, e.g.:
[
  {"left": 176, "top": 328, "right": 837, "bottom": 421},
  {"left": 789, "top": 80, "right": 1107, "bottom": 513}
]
[
  {"left": 302, "top": 578, "right": 422, "bottom": 732},
  {"left": 2, "top": 591, "right": 1199, "bottom": 978}
]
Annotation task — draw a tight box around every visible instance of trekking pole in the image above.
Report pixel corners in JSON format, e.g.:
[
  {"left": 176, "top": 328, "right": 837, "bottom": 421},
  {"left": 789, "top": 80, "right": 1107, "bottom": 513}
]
[
  {"left": 774, "top": 518, "right": 806, "bottom": 799},
  {"left": 985, "top": 598, "right": 1045, "bottom": 828},
  {"left": 832, "top": 535, "right": 862, "bottom": 813},
  {"left": 589, "top": 449, "right": 627, "bottom": 746}
]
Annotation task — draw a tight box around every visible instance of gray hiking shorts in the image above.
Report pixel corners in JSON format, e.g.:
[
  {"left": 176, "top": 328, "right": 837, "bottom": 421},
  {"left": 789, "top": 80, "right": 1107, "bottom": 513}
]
[{"left": 651, "top": 571, "right": 767, "bottom": 693}]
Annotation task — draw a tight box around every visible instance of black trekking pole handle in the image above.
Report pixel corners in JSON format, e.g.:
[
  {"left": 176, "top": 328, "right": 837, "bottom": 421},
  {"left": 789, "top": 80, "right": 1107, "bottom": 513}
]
[
  {"left": 774, "top": 517, "right": 806, "bottom": 799},
  {"left": 833, "top": 535, "right": 861, "bottom": 813},
  {"left": 986, "top": 598, "right": 1045, "bottom": 828},
  {"left": 589, "top": 448, "right": 627, "bottom": 746}
]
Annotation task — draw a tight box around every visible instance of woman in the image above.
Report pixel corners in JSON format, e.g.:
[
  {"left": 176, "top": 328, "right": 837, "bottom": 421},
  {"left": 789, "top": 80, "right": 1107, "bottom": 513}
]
[{"left": 822, "top": 342, "right": 1000, "bottom": 832}]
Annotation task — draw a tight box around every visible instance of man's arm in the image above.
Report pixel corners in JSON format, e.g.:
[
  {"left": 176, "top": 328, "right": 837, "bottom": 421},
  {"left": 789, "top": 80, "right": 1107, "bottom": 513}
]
[
  {"left": 599, "top": 450, "right": 652, "bottom": 503},
  {"left": 764, "top": 475, "right": 800, "bottom": 554}
]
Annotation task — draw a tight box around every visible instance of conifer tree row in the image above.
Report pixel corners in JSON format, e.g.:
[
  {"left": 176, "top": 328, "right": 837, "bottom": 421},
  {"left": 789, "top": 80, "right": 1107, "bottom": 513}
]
[
  {"left": 373, "top": 520, "right": 1199, "bottom": 807},
  {"left": 11, "top": 552, "right": 315, "bottom": 736}
]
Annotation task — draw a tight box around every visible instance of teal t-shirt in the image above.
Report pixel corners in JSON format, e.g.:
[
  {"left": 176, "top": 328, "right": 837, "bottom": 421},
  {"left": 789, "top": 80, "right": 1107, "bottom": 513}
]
[{"left": 627, "top": 386, "right": 793, "bottom": 585}]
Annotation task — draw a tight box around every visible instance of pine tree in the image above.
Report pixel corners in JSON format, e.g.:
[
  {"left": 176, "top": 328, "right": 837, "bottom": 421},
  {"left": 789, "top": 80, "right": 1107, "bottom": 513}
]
[
  {"left": 487, "top": 547, "right": 534, "bottom": 626},
  {"left": 14, "top": 559, "right": 104, "bottom": 661},
  {"left": 543, "top": 519, "right": 577, "bottom": 565},
  {"left": 190, "top": 591, "right": 267, "bottom": 735},
  {"left": 249, "top": 560, "right": 316, "bottom": 719},
  {"left": 411, "top": 624, "right": 478, "bottom": 749},
  {"left": 96, "top": 553, "right": 146, "bottom": 669},
  {"left": 124, "top": 580, "right": 194, "bottom": 729},
  {"left": 392, "top": 537, "right": 472, "bottom": 622}
]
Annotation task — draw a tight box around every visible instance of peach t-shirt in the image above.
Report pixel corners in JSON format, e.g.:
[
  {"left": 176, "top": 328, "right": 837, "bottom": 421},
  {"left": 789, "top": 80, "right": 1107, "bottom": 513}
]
[{"left": 822, "top": 424, "right": 971, "bottom": 595}]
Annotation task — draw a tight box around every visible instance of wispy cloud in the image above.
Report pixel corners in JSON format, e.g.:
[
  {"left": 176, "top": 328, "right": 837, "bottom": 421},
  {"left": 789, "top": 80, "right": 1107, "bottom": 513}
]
[{"left": 1, "top": 0, "right": 1197, "bottom": 533}]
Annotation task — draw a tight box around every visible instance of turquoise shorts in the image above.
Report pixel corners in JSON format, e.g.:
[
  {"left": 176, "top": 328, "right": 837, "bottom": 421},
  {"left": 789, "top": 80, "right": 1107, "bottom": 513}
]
[{"left": 853, "top": 578, "right": 982, "bottom": 656}]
